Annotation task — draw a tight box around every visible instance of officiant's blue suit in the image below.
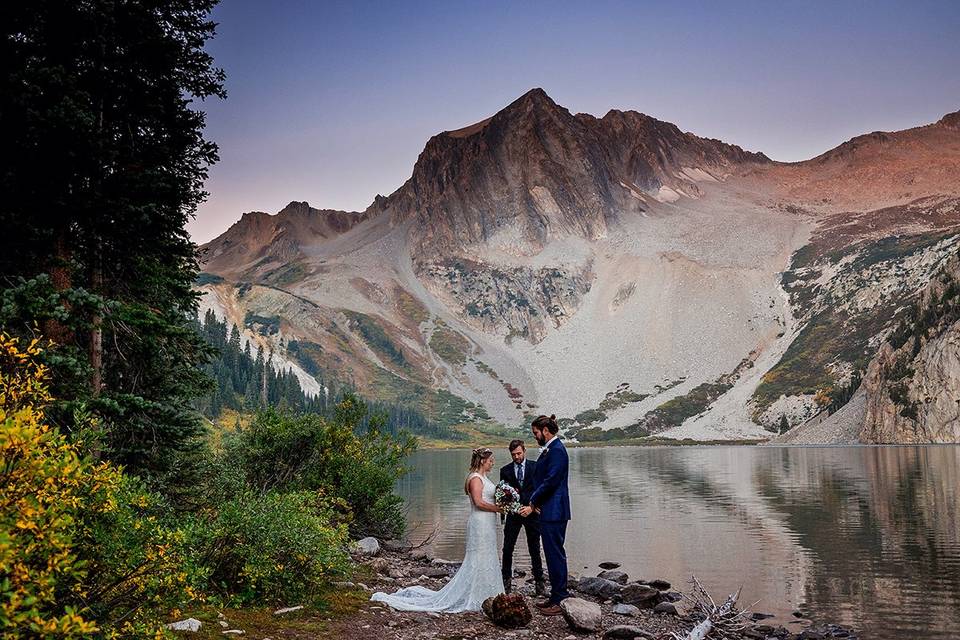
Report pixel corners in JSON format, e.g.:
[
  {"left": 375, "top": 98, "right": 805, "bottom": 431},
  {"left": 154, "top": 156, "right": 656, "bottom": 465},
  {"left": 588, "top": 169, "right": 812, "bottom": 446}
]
[{"left": 529, "top": 438, "right": 571, "bottom": 604}]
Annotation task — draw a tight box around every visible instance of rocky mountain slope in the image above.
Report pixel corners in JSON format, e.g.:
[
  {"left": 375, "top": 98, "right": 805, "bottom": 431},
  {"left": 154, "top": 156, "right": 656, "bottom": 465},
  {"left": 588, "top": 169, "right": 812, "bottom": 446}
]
[
  {"left": 197, "top": 89, "right": 960, "bottom": 442},
  {"left": 859, "top": 252, "right": 960, "bottom": 443}
]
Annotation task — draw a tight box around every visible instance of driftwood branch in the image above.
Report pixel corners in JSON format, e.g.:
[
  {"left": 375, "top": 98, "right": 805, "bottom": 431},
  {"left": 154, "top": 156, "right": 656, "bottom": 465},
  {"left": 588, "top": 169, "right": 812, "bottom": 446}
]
[{"left": 671, "top": 576, "right": 756, "bottom": 640}]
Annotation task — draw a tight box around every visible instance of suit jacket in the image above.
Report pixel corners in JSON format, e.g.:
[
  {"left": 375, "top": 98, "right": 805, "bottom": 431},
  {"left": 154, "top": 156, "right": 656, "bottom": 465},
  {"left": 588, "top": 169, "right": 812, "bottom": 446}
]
[
  {"left": 529, "top": 438, "right": 571, "bottom": 522},
  {"left": 499, "top": 458, "right": 537, "bottom": 506}
]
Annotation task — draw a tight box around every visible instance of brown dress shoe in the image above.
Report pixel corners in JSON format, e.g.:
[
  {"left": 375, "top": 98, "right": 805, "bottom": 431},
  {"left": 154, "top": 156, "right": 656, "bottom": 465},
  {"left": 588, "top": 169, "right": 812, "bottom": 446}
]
[
  {"left": 534, "top": 599, "right": 552, "bottom": 609},
  {"left": 539, "top": 604, "right": 563, "bottom": 616}
]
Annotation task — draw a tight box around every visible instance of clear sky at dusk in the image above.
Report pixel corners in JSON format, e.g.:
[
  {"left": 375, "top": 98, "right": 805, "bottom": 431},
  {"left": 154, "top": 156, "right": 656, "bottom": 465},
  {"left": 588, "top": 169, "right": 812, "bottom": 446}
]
[{"left": 188, "top": 0, "right": 960, "bottom": 243}]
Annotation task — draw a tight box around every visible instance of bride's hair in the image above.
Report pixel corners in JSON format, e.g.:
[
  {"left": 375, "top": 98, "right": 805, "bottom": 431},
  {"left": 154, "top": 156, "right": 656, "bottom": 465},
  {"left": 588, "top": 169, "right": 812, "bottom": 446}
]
[{"left": 464, "top": 447, "right": 493, "bottom": 494}]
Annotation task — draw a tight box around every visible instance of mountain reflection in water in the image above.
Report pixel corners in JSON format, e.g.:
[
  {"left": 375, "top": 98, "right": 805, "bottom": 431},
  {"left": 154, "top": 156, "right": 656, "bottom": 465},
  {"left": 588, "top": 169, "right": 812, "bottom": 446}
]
[{"left": 395, "top": 445, "right": 960, "bottom": 640}]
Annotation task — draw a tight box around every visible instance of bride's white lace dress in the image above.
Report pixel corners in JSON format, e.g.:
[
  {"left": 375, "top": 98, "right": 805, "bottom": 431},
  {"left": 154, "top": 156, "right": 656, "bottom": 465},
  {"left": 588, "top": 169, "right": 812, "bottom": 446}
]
[{"left": 371, "top": 472, "right": 504, "bottom": 612}]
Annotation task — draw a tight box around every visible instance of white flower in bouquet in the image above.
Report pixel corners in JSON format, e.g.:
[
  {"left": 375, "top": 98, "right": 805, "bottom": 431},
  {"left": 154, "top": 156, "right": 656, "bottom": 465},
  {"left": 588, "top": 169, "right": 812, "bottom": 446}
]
[{"left": 495, "top": 481, "right": 522, "bottom": 514}]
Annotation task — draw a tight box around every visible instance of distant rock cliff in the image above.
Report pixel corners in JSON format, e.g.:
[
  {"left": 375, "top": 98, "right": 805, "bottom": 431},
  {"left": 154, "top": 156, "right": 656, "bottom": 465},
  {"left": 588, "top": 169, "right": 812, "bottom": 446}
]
[{"left": 860, "top": 252, "right": 960, "bottom": 443}]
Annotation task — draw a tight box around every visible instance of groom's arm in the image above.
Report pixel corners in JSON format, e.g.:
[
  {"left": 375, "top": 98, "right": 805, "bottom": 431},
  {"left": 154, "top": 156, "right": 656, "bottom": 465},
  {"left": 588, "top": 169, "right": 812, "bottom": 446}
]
[{"left": 529, "top": 449, "right": 566, "bottom": 508}]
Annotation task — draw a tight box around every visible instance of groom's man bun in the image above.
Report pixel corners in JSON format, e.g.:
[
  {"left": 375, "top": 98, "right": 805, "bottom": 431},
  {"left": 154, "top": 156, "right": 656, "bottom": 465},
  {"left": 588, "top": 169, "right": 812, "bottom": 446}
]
[{"left": 532, "top": 414, "right": 559, "bottom": 434}]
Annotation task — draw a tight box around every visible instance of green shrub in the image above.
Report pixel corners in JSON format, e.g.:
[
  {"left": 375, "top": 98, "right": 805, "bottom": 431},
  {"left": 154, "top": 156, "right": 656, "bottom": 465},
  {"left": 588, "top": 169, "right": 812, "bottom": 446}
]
[
  {"left": 183, "top": 490, "right": 349, "bottom": 605},
  {"left": 218, "top": 395, "right": 416, "bottom": 538}
]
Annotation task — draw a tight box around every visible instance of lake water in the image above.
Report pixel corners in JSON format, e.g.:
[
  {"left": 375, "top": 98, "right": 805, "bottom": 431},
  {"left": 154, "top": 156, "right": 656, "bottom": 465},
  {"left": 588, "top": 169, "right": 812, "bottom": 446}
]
[{"left": 396, "top": 445, "right": 960, "bottom": 640}]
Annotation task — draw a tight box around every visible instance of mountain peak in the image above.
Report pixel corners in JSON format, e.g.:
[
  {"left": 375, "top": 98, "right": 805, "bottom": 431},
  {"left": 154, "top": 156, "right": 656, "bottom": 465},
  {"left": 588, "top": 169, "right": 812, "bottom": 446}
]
[
  {"left": 938, "top": 109, "right": 960, "bottom": 129},
  {"left": 499, "top": 87, "right": 566, "bottom": 119}
]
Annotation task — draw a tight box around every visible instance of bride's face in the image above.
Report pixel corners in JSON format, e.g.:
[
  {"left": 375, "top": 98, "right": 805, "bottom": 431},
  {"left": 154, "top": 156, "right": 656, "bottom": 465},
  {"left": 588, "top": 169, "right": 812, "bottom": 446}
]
[{"left": 482, "top": 455, "right": 494, "bottom": 473}]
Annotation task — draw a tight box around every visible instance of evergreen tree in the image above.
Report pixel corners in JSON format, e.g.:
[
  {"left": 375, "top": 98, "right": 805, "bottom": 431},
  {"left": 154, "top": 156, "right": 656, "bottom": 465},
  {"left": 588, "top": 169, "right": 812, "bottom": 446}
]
[
  {"left": 778, "top": 414, "right": 789, "bottom": 434},
  {"left": 0, "top": 0, "right": 225, "bottom": 484}
]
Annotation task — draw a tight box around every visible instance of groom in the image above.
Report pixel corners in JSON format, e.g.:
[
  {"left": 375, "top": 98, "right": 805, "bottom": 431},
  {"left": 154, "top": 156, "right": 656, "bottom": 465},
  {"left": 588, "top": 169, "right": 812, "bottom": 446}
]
[
  {"left": 519, "top": 414, "right": 570, "bottom": 616},
  {"left": 499, "top": 439, "right": 546, "bottom": 596}
]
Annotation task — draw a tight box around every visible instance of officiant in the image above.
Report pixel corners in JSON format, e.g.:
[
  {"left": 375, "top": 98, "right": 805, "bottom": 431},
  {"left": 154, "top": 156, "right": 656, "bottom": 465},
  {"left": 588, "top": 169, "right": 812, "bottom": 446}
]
[{"left": 499, "top": 439, "right": 546, "bottom": 596}]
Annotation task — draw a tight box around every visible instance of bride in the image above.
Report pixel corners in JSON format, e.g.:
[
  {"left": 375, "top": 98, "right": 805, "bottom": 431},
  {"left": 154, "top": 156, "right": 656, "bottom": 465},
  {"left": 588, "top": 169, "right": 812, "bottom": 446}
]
[{"left": 371, "top": 447, "right": 505, "bottom": 612}]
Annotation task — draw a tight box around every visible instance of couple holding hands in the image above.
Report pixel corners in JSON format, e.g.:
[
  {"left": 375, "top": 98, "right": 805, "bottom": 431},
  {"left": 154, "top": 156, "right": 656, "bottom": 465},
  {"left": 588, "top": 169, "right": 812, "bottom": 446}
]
[{"left": 372, "top": 415, "right": 571, "bottom": 615}]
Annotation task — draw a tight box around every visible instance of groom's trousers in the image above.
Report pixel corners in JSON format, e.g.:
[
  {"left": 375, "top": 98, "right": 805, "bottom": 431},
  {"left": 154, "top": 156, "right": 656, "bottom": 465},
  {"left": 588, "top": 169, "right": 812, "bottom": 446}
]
[
  {"left": 501, "top": 513, "right": 544, "bottom": 588},
  {"left": 540, "top": 520, "right": 570, "bottom": 604}
]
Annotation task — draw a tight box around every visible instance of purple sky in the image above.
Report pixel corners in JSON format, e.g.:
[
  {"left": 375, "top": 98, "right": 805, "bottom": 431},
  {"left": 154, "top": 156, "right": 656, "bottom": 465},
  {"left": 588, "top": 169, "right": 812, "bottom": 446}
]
[{"left": 187, "top": 0, "right": 960, "bottom": 243}]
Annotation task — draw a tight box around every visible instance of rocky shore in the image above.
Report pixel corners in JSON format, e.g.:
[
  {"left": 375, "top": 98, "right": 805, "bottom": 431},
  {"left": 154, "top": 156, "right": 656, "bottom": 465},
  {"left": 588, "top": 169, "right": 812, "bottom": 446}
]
[{"left": 327, "top": 540, "right": 858, "bottom": 640}]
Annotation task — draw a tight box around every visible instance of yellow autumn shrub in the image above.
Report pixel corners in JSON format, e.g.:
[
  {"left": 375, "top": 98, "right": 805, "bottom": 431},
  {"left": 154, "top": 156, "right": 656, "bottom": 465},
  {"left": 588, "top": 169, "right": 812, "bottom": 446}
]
[
  {"left": 0, "top": 335, "right": 98, "bottom": 637},
  {"left": 0, "top": 334, "right": 197, "bottom": 638}
]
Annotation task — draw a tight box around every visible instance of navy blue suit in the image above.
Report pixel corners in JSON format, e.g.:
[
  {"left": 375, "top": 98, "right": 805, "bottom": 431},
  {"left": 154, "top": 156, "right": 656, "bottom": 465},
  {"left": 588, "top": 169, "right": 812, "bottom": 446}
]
[{"left": 529, "top": 437, "right": 571, "bottom": 603}]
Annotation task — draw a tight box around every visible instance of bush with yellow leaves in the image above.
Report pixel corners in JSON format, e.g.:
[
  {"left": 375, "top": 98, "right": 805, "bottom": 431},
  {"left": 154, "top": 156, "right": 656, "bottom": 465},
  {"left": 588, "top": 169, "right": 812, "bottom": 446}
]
[{"left": 0, "top": 334, "right": 200, "bottom": 638}]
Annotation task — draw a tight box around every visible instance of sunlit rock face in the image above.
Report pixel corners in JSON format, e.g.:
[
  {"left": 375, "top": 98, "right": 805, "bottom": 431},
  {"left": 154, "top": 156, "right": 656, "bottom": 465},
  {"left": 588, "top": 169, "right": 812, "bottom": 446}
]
[
  {"left": 860, "top": 253, "right": 960, "bottom": 444},
  {"left": 197, "top": 90, "right": 960, "bottom": 441}
]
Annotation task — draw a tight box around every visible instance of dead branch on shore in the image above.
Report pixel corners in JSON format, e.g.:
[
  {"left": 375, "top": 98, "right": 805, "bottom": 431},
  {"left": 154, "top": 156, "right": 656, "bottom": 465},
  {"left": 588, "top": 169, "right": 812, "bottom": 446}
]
[
  {"left": 409, "top": 523, "right": 440, "bottom": 550},
  {"left": 670, "top": 576, "right": 756, "bottom": 640}
]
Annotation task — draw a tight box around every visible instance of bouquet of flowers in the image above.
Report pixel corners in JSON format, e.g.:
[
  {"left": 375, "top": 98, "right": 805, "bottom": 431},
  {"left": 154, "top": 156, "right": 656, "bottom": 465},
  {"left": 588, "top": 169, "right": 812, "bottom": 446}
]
[{"left": 495, "top": 481, "right": 522, "bottom": 514}]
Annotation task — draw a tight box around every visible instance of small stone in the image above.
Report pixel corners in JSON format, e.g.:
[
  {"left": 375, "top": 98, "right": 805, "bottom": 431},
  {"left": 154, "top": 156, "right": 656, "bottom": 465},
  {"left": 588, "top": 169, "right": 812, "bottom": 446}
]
[
  {"left": 165, "top": 619, "right": 202, "bottom": 632},
  {"left": 352, "top": 537, "right": 381, "bottom": 556},
  {"left": 646, "top": 579, "right": 671, "bottom": 591},
  {"left": 611, "top": 603, "right": 640, "bottom": 617},
  {"left": 217, "top": 612, "right": 225, "bottom": 620},
  {"left": 560, "top": 597, "right": 602, "bottom": 632},
  {"left": 653, "top": 602, "right": 678, "bottom": 615},
  {"left": 219, "top": 620, "right": 229, "bottom": 628},
  {"left": 620, "top": 583, "right": 659, "bottom": 607},
  {"left": 410, "top": 549, "right": 432, "bottom": 561},
  {"left": 332, "top": 581, "right": 356, "bottom": 588},
  {"left": 577, "top": 576, "right": 621, "bottom": 599},
  {"left": 369, "top": 557, "right": 390, "bottom": 573},
  {"left": 382, "top": 539, "right": 412, "bottom": 553},
  {"left": 598, "top": 570, "right": 629, "bottom": 584},
  {"left": 599, "top": 562, "right": 621, "bottom": 570},
  {"left": 273, "top": 605, "right": 304, "bottom": 615},
  {"left": 388, "top": 568, "right": 407, "bottom": 579},
  {"left": 602, "top": 626, "right": 654, "bottom": 640},
  {"left": 422, "top": 566, "right": 451, "bottom": 578}
]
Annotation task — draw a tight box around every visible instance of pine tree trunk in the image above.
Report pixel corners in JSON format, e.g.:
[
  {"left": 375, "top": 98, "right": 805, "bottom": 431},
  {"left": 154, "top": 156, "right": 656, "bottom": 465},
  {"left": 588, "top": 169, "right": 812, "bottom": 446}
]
[
  {"left": 44, "top": 231, "right": 74, "bottom": 345},
  {"left": 260, "top": 356, "right": 268, "bottom": 407},
  {"left": 90, "top": 255, "right": 103, "bottom": 397}
]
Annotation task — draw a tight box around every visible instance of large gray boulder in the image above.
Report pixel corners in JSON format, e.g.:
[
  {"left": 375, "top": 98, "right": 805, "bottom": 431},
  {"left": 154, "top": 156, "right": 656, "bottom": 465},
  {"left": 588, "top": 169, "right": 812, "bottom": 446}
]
[
  {"left": 351, "top": 537, "right": 380, "bottom": 556},
  {"left": 561, "top": 597, "right": 603, "bottom": 633},
  {"left": 577, "top": 576, "right": 622, "bottom": 599}
]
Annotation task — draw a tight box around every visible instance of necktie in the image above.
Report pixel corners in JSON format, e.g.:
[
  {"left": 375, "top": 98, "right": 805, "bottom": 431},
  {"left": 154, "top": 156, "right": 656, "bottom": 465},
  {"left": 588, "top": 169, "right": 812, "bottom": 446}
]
[{"left": 516, "top": 463, "right": 523, "bottom": 485}]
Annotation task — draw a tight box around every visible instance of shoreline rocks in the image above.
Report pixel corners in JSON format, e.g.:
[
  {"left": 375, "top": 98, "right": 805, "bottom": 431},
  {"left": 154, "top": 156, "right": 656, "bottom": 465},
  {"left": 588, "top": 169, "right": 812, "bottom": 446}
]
[
  {"left": 561, "top": 597, "right": 603, "bottom": 632},
  {"left": 331, "top": 546, "right": 859, "bottom": 640}
]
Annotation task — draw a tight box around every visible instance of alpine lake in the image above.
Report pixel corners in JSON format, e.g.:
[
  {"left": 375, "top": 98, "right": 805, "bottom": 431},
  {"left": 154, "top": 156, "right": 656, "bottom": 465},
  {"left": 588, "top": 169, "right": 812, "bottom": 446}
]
[{"left": 395, "top": 444, "right": 960, "bottom": 640}]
